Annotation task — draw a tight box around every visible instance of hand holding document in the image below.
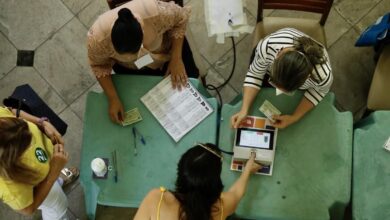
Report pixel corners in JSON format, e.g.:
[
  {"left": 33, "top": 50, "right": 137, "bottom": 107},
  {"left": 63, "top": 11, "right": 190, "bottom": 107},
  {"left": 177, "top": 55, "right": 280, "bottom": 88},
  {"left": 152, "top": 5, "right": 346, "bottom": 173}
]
[
  {"left": 259, "top": 100, "right": 281, "bottom": 123},
  {"left": 121, "top": 108, "right": 143, "bottom": 126}
]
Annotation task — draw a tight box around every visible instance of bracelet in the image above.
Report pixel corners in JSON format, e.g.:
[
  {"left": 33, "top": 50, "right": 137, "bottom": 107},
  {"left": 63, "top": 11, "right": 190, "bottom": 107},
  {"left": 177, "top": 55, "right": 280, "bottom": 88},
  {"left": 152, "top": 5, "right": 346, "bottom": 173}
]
[{"left": 37, "top": 117, "right": 49, "bottom": 127}]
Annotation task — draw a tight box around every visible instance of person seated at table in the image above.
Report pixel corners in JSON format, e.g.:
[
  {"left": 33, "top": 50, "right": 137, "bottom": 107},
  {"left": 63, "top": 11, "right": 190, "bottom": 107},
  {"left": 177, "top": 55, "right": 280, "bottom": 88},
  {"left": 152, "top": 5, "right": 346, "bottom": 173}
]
[
  {"left": 231, "top": 28, "right": 333, "bottom": 129},
  {"left": 0, "top": 107, "right": 79, "bottom": 220},
  {"left": 87, "top": 0, "right": 199, "bottom": 124},
  {"left": 134, "top": 143, "right": 261, "bottom": 220}
]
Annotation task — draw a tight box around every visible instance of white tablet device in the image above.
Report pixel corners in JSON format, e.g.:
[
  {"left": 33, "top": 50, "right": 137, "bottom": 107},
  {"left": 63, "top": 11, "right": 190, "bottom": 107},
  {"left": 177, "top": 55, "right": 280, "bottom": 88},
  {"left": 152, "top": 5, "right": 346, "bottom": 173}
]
[{"left": 234, "top": 128, "right": 276, "bottom": 163}]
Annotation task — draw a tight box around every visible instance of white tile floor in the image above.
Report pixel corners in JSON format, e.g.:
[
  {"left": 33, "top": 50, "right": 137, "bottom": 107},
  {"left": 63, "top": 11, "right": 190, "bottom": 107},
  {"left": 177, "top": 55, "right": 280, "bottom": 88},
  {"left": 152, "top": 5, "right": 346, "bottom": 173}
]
[{"left": 0, "top": 0, "right": 389, "bottom": 219}]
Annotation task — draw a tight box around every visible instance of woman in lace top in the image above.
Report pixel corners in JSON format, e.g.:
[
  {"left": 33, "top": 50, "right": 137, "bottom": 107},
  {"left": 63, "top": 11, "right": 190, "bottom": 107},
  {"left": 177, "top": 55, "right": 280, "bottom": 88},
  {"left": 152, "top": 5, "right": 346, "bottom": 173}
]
[{"left": 87, "top": 0, "right": 198, "bottom": 123}]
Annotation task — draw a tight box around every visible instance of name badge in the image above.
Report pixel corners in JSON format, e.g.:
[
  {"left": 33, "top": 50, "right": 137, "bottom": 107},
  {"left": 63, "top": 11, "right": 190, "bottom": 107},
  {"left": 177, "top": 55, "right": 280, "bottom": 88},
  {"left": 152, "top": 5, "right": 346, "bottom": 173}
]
[{"left": 134, "top": 54, "right": 153, "bottom": 69}]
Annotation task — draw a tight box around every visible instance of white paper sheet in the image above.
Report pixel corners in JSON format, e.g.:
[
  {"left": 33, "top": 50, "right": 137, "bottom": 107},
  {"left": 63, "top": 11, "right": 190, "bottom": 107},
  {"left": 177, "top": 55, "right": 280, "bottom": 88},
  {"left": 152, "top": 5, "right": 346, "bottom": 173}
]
[{"left": 140, "top": 77, "right": 213, "bottom": 142}]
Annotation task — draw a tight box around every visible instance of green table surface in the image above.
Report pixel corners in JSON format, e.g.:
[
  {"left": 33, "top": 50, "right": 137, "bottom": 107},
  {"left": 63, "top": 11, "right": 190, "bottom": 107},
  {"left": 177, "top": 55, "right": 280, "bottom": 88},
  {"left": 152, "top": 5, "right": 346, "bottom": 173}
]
[
  {"left": 219, "top": 89, "right": 353, "bottom": 220},
  {"left": 80, "top": 75, "right": 218, "bottom": 219},
  {"left": 353, "top": 111, "right": 390, "bottom": 220}
]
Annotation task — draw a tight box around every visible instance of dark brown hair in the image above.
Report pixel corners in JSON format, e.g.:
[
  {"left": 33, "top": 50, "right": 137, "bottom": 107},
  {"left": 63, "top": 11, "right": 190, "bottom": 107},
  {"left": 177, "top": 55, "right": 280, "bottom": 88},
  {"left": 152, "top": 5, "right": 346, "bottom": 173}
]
[
  {"left": 173, "top": 143, "right": 224, "bottom": 220},
  {"left": 271, "top": 36, "right": 326, "bottom": 91},
  {"left": 111, "top": 8, "right": 143, "bottom": 54},
  {"left": 0, "top": 117, "right": 39, "bottom": 185}
]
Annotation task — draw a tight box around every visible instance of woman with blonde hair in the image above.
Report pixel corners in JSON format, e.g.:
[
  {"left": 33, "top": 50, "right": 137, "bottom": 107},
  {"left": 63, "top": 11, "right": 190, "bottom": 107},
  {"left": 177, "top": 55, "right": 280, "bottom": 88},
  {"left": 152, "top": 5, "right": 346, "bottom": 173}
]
[
  {"left": 231, "top": 28, "right": 333, "bottom": 129},
  {"left": 0, "top": 107, "right": 78, "bottom": 219}
]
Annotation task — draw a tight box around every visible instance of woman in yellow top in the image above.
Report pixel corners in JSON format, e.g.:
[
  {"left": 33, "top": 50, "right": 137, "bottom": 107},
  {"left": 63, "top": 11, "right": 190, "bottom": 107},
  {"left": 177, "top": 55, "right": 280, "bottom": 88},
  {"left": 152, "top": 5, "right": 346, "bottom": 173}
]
[
  {"left": 134, "top": 143, "right": 261, "bottom": 220},
  {"left": 0, "top": 107, "right": 78, "bottom": 219}
]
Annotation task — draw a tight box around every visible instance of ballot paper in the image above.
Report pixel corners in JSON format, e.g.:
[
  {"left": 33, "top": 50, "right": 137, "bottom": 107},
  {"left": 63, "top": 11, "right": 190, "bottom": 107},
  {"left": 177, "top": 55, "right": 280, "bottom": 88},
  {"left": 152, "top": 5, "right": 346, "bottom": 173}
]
[
  {"left": 140, "top": 77, "right": 213, "bottom": 142},
  {"left": 259, "top": 100, "right": 281, "bottom": 123},
  {"left": 121, "top": 108, "right": 143, "bottom": 126}
]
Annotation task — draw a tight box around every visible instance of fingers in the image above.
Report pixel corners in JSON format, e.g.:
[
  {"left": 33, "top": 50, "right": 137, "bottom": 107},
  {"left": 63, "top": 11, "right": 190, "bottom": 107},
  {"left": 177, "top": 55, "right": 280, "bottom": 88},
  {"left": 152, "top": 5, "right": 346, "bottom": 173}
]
[
  {"left": 233, "top": 116, "right": 242, "bottom": 129},
  {"left": 109, "top": 109, "right": 123, "bottom": 124},
  {"left": 171, "top": 74, "right": 187, "bottom": 91},
  {"left": 52, "top": 133, "right": 64, "bottom": 145},
  {"left": 254, "top": 162, "right": 262, "bottom": 171},
  {"left": 63, "top": 151, "right": 69, "bottom": 160},
  {"left": 53, "top": 144, "right": 69, "bottom": 160},
  {"left": 271, "top": 115, "right": 284, "bottom": 128},
  {"left": 55, "top": 144, "right": 64, "bottom": 153},
  {"left": 272, "top": 115, "right": 282, "bottom": 121},
  {"left": 250, "top": 151, "right": 256, "bottom": 160},
  {"left": 118, "top": 107, "right": 124, "bottom": 122},
  {"left": 272, "top": 124, "right": 282, "bottom": 129},
  {"left": 115, "top": 114, "right": 122, "bottom": 124},
  {"left": 170, "top": 74, "right": 177, "bottom": 90},
  {"left": 230, "top": 115, "right": 236, "bottom": 128},
  {"left": 110, "top": 112, "right": 120, "bottom": 124},
  {"left": 57, "top": 135, "right": 65, "bottom": 145},
  {"left": 230, "top": 114, "right": 240, "bottom": 128}
]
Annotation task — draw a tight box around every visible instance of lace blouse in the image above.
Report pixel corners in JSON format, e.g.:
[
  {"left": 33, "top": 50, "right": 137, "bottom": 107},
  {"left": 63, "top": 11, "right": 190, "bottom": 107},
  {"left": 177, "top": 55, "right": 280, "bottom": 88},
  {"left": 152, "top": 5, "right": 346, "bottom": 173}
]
[{"left": 87, "top": 0, "right": 191, "bottom": 78}]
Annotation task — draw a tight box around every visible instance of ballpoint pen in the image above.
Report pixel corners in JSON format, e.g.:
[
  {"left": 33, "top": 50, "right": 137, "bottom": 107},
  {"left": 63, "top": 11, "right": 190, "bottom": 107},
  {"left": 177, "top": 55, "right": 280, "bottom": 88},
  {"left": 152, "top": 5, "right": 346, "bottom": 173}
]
[
  {"left": 133, "top": 127, "right": 146, "bottom": 145},
  {"left": 132, "top": 127, "right": 137, "bottom": 156},
  {"left": 112, "top": 150, "right": 118, "bottom": 182}
]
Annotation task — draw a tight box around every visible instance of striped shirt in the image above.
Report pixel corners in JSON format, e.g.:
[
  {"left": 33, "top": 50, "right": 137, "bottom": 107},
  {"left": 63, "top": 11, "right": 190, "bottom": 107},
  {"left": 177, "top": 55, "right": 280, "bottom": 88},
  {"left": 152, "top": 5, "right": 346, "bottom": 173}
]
[{"left": 244, "top": 28, "right": 333, "bottom": 106}]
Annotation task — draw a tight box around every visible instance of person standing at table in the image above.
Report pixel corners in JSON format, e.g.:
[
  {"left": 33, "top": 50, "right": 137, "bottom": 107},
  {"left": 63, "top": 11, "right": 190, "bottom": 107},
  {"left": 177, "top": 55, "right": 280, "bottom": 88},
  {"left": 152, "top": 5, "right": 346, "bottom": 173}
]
[
  {"left": 231, "top": 28, "right": 333, "bottom": 129},
  {"left": 0, "top": 107, "right": 79, "bottom": 219},
  {"left": 134, "top": 143, "right": 261, "bottom": 220},
  {"left": 87, "top": 0, "right": 199, "bottom": 124}
]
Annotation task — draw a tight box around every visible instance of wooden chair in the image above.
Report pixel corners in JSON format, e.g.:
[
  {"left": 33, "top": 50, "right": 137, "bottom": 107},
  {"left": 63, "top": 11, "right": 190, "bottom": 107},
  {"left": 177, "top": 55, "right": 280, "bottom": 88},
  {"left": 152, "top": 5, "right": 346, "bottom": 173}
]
[
  {"left": 253, "top": 0, "right": 334, "bottom": 48},
  {"left": 107, "top": 0, "right": 183, "bottom": 9}
]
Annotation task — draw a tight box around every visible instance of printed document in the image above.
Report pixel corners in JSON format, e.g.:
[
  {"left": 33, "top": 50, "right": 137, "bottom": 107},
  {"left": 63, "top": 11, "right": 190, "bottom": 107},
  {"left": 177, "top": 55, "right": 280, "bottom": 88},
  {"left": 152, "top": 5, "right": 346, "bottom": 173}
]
[{"left": 141, "top": 77, "right": 213, "bottom": 142}]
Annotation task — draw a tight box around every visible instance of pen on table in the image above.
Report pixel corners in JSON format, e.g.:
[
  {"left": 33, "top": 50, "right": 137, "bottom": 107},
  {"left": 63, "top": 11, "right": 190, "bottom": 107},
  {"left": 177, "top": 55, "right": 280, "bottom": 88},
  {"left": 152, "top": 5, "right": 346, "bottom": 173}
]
[
  {"left": 133, "top": 127, "right": 146, "bottom": 145},
  {"left": 112, "top": 150, "right": 118, "bottom": 182},
  {"left": 132, "top": 127, "right": 137, "bottom": 156}
]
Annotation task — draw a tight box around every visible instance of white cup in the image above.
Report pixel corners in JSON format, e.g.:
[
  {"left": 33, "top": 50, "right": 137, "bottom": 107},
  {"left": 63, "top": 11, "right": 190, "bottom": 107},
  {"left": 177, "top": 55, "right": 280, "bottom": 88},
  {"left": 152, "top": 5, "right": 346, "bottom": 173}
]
[{"left": 91, "top": 158, "right": 107, "bottom": 177}]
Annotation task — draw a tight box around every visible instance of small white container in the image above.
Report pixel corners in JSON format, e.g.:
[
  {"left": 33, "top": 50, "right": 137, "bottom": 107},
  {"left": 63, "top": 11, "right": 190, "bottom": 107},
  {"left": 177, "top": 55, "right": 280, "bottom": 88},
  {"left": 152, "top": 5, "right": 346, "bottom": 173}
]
[{"left": 91, "top": 158, "right": 107, "bottom": 177}]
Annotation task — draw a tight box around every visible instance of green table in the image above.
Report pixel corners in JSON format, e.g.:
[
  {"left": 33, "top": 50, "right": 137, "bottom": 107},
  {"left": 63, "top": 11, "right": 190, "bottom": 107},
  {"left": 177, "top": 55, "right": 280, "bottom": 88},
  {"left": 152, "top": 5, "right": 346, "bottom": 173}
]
[
  {"left": 353, "top": 111, "right": 390, "bottom": 220},
  {"left": 219, "top": 88, "right": 352, "bottom": 220},
  {"left": 80, "top": 75, "right": 218, "bottom": 219}
]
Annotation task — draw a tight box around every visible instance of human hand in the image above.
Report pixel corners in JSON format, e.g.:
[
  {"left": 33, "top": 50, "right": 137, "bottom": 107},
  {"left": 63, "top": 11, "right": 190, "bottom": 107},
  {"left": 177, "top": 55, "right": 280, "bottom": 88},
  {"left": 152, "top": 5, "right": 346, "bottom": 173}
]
[
  {"left": 245, "top": 152, "right": 262, "bottom": 174},
  {"left": 271, "top": 114, "right": 298, "bottom": 129},
  {"left": 42, "top": 121, "right": 64, "bottom": 145},
  {"left": 165, "top": 57, "right": 187, "bottom": 90},
  {"left": 49, "top": 144, "right": 69, "bottom": 178},
  {"left": 108, "top": 98, "right": 124, "bottom": 124},
  {"left": 231, "top": 110, "right": 248, "bottom": 128}
]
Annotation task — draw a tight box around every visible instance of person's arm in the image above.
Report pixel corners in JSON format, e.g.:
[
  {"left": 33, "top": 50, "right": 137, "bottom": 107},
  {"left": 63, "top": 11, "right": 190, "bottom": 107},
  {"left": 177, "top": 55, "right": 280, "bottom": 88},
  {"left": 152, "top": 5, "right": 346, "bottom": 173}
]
[
  {"left": 165, "top": 36, "right": 187, "bottom": 90},
  {"left": 19, "top": 144, "right": 69, "bottom": 215},
  {"left": 222, "top": 153, "right": 261, "bottom": 215},
  {"left": 158, "top": 1, "right": 190, "bottom": 90},
  {"left": 10, "top": 109, "right": 63, "bottom": 145},
  {"left": 231, "top": 38, "right": 270, "bottom": 128},
  {"left": 87, "top": 30, "right": 123, "bottom": 124},
  {"left": 231, "top": 86, "right": 261, "bottom": 128},
  {"left": 96, "top": 76, "right": 124, "bottom": 124},
  {"left": 272, "top": 96, "right": 314, "bottom": 129}
]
